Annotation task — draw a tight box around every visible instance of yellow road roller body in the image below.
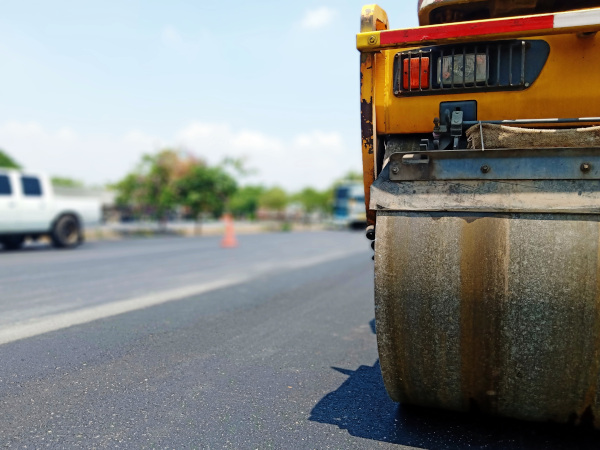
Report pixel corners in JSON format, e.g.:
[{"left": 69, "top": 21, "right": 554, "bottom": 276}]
[{"left": 358, "top": 2, "right": 600, "bottom": 426}]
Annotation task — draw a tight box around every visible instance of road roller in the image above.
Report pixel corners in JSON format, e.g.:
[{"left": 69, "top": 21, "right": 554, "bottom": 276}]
[{"left": 357, "top": 1, "right": 600, "bottom": 426}]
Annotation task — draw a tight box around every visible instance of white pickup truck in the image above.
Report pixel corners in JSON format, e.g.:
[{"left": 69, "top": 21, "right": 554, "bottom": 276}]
[{"left": 0, "top": 169, "right": 101, "bottom": 250}]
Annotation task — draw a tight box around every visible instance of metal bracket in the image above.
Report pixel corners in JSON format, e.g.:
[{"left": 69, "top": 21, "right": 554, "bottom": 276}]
[
  {"left": 388, "top": 147, "right": 600, "bottom": 181},
  {"left": 451, "top": 111, "right": 463, "bottom": 150}
]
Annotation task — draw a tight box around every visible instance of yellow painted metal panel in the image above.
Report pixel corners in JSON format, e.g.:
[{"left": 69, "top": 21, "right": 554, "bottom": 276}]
[
  {"left": 360, "top": 52, "right": 376, "bottom": 227},
  {"left": 359, "top": 5, "right": 389, "bottom": 226},
  {"left": 374, "top": 33, "right": 600, "bottom": 134}
]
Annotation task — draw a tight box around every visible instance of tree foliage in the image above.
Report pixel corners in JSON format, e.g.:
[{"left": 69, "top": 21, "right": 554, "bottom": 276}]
[
  {"left": 0, "top": 149, "right": 21, "bottom": 169},
  {"left": 229, "top": 185, "right": 265, "bottom": 219},
  {"left": 176, "top": 165, "right": 237, "bottom": 220},
  {"left": 114, "top": 150, "right": 177, "bottom": 219},
  {"left": 293, "top": 187, "right": 331, "bottom": 213},
  {"left": 259, "top": 187, "right": 288, "bottom": 212},
  {"left": 51, "top": 176, "right": 84, "bottom": 188},
  {"left": 114, "top": 149, "right": 363, "bottom": 222},
  {"left": 114, "top": 149, "right": 236, "bottom": 221}
]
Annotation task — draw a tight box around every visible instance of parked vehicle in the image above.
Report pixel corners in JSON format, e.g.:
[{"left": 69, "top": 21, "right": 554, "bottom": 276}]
[
  {"left": 0, "top": 170, "right": 101, "bottom": 250},
  {"left": 358, "top": 1, "right": 600, "bottom": 426},
  {"left": 333, "top": 182, "right": 367, "bottom": 228}
]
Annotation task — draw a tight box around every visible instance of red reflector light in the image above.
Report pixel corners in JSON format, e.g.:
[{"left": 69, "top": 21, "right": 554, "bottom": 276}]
[{"left": 403, "top": 57, "right": 429, "bottom": 90}]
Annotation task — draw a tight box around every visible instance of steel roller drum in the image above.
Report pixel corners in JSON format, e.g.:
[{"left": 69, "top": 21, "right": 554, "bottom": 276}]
[{"left": 374, "top": 211, "right": 600, "bottom": 426}]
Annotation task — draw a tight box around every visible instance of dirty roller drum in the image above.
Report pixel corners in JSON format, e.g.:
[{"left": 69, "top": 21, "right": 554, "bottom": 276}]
[{"left": 372, "top": 159, "right": 600, "bottom": 426}]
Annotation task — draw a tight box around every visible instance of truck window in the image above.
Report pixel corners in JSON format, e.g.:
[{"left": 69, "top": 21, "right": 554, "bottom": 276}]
[
  {"left": 21, "top": 176, "right": 42, "bottom": 196},
  {"left": 0, "top": 175, "right": 11, "bottom": 195}
]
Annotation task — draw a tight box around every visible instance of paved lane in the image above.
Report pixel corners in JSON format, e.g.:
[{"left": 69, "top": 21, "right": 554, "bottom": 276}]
[
  {"left": 0, "top": 232, "right": 363, "bottom": 328},
  {"left": 0, "top": 233, "right": 598, "bottom": 449}
]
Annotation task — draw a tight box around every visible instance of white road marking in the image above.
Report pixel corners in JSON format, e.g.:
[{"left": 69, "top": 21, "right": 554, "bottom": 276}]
[{"left": 0, "top": 248, "right": 365, "bottom": 345}]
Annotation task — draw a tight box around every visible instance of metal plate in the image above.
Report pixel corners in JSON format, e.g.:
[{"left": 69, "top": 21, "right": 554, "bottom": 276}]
[
  {"left": 371, "top": 164, "right": 600, "bottom": 214},
  {"left": 389, "top": 147, "right": 600, "bottom": 181}
]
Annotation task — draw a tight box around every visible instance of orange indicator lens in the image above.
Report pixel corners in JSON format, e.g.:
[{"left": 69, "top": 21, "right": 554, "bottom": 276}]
[{"left": 403, "top": 57, "right": 430, "bottom": 90}]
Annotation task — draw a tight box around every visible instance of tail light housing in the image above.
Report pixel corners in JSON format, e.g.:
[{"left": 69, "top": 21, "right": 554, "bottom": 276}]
[{"left": 393, "top": 39, "right": 549, "bottom": 96}]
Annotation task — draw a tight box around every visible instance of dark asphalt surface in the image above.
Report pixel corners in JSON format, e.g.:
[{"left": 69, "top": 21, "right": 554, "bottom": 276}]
[{"left": 0, "top": 232, "right": 599, "bottom": 449}]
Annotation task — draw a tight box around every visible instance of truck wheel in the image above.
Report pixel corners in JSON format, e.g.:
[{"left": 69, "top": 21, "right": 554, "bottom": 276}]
[
  {"left": 0, "top": 235, "right": 24, "bottom": 250},
  {"left": 51, "top": 215, "right": 81, "bottom": 248}
]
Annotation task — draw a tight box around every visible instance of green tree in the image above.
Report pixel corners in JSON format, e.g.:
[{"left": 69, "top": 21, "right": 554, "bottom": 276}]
[
  {"left": 114, "top": 173, "right": 142, "bottom": 208},
  {"left": 176, "top": 165, "right": 237, "bottom": 225},
  {"left": 51, "top": 176, "right": 84, "bottom": 188},
  {"left": 220, "top": 156, "right": 257, "bottom": 177},
  {"left": 114, "top": 149, "right": 199, "bottom": 222},
  {"left": 0, "top": 149, "right": 21, "bottom": 169},
  {"left": 229, "top": 185, "right": 265, "bottom": 219},
  {"left": 259, "top": 187, "right": 288, "bottom": 212},
  {"left": 293, "top": 187, "right": 331, "bottom": 213},
  {"left": 140, "top": 151, "right": 179, "bottom": 221}
]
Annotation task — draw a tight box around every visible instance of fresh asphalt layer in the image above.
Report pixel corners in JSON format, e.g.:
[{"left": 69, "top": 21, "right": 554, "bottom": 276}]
[{"left": 0, "top": 232, "right": 598, "bottom": 449}]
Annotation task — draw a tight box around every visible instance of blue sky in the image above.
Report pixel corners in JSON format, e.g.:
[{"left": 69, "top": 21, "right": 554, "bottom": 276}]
[{"left": 0, "top": 1, "right": 417, "bottom": 190}]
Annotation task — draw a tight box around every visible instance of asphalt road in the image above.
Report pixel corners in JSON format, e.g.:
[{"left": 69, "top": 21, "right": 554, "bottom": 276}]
[{"left": 0, "top": 232, "right": 598, "bottom": 449}]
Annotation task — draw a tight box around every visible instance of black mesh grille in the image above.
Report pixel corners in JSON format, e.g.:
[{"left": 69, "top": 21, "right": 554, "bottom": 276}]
[{"left": 393, "top": 39, "right": 549, "bottom": 96}]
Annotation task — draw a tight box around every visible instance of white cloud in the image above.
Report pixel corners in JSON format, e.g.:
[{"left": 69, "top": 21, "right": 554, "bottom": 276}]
[
  {"left": 176, "top": 122, "right": 230, "bottom": 144},
  {"left": 299, "top": 7, "right": 337, "bottom": 29},
  {"left": 123, "top": 130, "right": 164, "bottom": 149},
  {"left": 174, "top": 122, "right": 358, "bottom": 190},
  {"left": 0, "top": 123, "right": 160, "bottom": 185},
  {"left": 230, "top": 130, "right": 282, "bottom": 153},
  {"left": 56, "top": 127, "right": 77, "bottom": 142},
  {"left": 0, "top": 121, "right": 361, "bottom": 191}
]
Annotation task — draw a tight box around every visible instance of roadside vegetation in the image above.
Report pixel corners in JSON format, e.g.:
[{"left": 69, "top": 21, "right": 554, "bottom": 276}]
[
  {"left": 1, "top": 149, "right": 85, "bottom": 189},
  {"left": 113, "top": 149, "right": 237, "bottom": 225},
  {"left": 0, "top": 147, "right": 363, "bottom": 227},
  {"left": 0, "top": 149, "right": 20, "bottom": 169},
  {"left": 111, "top": 148, "right": 361, "bottom": 224}
]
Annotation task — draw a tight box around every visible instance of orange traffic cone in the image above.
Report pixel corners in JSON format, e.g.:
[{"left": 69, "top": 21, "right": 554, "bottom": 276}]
[{"left": 221, "top": 213, "right": 238, "bottom": 248}]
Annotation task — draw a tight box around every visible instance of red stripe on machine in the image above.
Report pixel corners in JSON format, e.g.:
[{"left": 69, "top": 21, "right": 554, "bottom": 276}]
[{"left": 380, "top": 15, "right": 555, "bottom": 45}]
